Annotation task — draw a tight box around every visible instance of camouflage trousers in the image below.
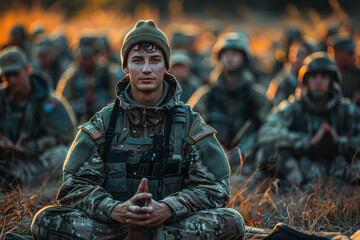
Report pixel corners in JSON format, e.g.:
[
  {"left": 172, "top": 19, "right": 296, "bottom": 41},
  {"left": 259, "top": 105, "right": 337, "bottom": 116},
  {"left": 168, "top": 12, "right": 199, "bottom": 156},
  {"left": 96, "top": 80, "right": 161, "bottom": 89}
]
[
  {"left": 31, "top": 206, "right": 245, "bottom": 240},
  {"left": 1, "top": 145, "right": 69, "bottom": 187}
]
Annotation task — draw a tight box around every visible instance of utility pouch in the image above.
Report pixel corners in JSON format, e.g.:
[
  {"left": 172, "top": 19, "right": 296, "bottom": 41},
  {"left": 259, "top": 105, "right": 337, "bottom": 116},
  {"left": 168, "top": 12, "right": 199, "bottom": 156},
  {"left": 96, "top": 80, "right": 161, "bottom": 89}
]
[
  {"left": 162, "top": 176, "right": 183, "bottom": 198},
  {"left": 103, "top": 150, "right": 128, "bottom": 197}
]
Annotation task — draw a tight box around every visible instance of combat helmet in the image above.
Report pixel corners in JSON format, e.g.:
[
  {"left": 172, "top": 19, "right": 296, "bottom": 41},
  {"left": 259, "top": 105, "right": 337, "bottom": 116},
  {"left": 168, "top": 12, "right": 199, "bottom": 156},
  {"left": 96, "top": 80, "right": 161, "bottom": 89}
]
[
  {"left": 211, "top": 32, "right": 251, "bottom": 65},
  {"left": 298, "top": 51, "right": 341, "bottom": 86}
]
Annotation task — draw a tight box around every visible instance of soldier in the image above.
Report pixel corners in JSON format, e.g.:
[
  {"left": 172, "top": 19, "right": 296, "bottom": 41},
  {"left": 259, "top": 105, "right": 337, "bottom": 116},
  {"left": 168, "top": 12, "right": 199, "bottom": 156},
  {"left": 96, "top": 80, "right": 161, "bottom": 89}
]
[
  {"left": 32, "top": 35, "right": 67, "bottom": 89},
  {"left": 189, "top": 33, "right": 272, "bottom": 163},
  {"left": 53, "top": 32, "right": 74, "bottom": 70},
  {"left": 333, "top": 37, "right": 360, "bottom": 106},
  {"left": 255, "top": 52, "right": 360, "bottom": 185},
  {"left": 169, "top": 50, "right": 202, "bottom": 103},
  {"left": 267, "top": 40, "right": 316, "bottom": 105},
  {"left": 2, "top": 24, "right": 32, "bottom": 59},
  {"left": 0, "top": 47, "right": 76, "bottom": 188},
  {"left": 270, "top": 27, "right": 303, "bottom": 78},
  {"left": 30, "top": 20, "right": 245, "bottom": 240},
  {"left": 56, "top": 34, "right": 118, "bottom": 124}
]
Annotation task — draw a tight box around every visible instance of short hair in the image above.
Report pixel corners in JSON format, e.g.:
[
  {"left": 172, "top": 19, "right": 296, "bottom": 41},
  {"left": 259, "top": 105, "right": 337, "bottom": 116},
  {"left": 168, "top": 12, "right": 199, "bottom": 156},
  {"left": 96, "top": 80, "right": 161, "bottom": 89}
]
[{"left": 130, "top": 42, "right": 160, "bottom": 54}]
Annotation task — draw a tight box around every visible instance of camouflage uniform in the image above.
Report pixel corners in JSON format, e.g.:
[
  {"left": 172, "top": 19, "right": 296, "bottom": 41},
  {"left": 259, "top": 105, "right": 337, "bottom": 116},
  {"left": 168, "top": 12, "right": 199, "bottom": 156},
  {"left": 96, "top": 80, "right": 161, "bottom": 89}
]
[
  {"left": 255, "top": 52, "right": 360, "bottom": 184},
  {"left": 31, "top": 73, "right": 245, "bottom": 239},
  {"left": 190, "top": 33, "right": 272, "bottom": 163},
  {"left": 0, "top": 48, "right": 76, "bottom": 187},
  {"left": 56, "top": 36, "right": 118, "bottom": 124}
]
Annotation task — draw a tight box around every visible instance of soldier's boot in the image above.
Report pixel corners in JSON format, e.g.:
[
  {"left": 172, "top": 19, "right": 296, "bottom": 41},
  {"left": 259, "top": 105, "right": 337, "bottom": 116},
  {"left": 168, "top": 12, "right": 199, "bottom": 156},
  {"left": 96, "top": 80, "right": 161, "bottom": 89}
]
[
  {"left": 127, "top": 227, "right": 151, "bottom": 240},
  {"left": 262, "top": 223, "right": 328, "bottom": 240}
]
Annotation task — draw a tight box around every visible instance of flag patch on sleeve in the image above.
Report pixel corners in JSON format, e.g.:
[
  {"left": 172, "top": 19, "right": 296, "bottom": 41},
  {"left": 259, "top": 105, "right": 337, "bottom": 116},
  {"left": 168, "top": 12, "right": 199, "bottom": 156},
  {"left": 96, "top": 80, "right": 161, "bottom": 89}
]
[
  {"left": 80, "top": 122, "right": 103, "bottom": 140},
  {"left": 189, "top": 125, "right": 216, "bottom": 142}
]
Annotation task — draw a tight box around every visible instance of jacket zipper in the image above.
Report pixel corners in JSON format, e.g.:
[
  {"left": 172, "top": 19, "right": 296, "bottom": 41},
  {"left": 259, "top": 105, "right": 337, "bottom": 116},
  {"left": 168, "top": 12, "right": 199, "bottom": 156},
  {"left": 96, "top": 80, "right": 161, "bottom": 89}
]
[{"left": 142, "top": 108, "right": 148, "bottom": 138}]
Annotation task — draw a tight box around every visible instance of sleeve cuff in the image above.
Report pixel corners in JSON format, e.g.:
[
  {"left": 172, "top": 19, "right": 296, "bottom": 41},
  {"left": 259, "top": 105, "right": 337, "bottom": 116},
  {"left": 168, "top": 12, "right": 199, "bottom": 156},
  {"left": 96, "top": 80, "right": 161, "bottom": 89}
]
[
  {"left": 159, "top": 196, "right": 188, "bottom": 223},
  {"left": 96, "top": 197, "right": 122, "bottom": 223}
]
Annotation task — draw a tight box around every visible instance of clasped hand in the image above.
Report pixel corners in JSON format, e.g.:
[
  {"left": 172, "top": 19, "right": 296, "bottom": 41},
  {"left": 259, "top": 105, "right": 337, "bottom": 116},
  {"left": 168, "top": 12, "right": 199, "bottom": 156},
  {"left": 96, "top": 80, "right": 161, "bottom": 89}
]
[
  {"left": 309, "top": 122, "right": 338, "bottom": 147},
  {"left": 110, "top": 178, "right": 172, "bottom": 228},
  {"left": 0, "top": 133, "right": 26, "bottom": 156}
]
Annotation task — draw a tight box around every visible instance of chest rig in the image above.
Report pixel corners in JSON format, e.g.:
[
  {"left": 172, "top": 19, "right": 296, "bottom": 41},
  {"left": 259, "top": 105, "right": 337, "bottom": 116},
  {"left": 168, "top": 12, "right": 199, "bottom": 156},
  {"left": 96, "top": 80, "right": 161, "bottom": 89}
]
[{"left": 102, "top": 99, "right": 189, "bottom": 202}]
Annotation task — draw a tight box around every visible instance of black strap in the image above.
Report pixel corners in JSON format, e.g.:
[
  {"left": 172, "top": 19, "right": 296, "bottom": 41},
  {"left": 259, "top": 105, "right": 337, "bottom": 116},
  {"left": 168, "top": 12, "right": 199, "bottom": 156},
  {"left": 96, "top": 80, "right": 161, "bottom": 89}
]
[
  {"left": 103, "top": 98, "right": 120, "bottom": 162},
  {"left": 158, "top": 108, "right": 173, "bottom": 180}
]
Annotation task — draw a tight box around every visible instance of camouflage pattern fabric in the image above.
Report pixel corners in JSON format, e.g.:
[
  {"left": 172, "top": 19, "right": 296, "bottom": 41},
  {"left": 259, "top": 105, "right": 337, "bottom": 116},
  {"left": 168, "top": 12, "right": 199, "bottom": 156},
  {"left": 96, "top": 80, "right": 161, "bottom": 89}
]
[{"left": 31, "top": 206, "right": 244, "bottom": 240}]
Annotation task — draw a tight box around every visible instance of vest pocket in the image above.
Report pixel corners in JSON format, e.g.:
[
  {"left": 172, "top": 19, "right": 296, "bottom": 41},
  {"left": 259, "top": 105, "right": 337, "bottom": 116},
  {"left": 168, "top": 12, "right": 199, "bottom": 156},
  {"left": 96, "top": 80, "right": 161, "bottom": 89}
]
[
  {"left": 162, "top": 176, "right": 183, "bottom": 198},
  {"left": 104, "top": 162, "right": 127, "bottom": 192}
]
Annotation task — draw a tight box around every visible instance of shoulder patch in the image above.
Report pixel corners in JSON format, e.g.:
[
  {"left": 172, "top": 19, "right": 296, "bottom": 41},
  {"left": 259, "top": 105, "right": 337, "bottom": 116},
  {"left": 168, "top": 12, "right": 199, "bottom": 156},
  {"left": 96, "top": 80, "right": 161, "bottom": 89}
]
[
  {"left": 189, "top": 125, "right": 217, "bottom": 142},
  {"left": 80, "top": 122, "right": 103, "bottom": 140},
  {"left": 43, "top": 99, "right": 57, "bottom": 113}
]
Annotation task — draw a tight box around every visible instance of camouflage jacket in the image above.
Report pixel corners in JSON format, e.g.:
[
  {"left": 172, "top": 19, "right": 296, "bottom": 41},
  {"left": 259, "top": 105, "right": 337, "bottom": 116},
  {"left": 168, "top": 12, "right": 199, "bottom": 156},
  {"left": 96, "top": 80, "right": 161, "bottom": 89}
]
[
  {"left": 191, "top": 70, "right": 272, "bottom": 148},
  {"left": 56, "top": 63, "right": 118, "bottom": 123},
  {"left": 57, "top": 73, "right": 231, "bottom": 224},
  {"left": 0, "top": 69, "right": 76, "bottom": 158},
  {"left": 256, "top": 88, "right": 360, "bottom": 160}
]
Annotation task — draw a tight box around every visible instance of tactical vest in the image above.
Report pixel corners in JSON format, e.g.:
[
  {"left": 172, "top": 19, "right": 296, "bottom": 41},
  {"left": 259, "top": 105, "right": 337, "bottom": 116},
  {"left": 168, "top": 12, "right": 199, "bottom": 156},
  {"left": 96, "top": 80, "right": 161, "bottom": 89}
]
[{"left": 102, "top": 99, "right": 191, "bottom": 203}]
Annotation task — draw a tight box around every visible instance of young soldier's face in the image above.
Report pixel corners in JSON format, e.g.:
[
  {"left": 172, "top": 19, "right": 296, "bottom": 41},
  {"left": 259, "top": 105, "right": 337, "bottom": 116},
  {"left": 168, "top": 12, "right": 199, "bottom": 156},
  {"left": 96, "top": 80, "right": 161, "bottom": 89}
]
[
  {"left": 169, "top": 63, "right": 190, "bottom": 82},
  {"left": 307, "top": 72, "right": 331, "bottom": 95},
  {"left": 3, "top": 67, "right": 31, "bottom": 96},
  {"left": 334, "top": 50, "right": 356, "bottom": 70},
  {"left": 220, "top": 49, "right": 244, "bottom": 71},
  {"left": 124, "top": 46, "right": 167, "bottom": 96}
]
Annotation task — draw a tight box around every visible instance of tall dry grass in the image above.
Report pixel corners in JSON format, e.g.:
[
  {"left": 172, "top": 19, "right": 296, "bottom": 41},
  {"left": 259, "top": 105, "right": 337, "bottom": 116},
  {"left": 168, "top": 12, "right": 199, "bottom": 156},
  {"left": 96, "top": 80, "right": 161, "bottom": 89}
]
[{"left": 229, "top": 166, "right": 360, "bottom": 238}]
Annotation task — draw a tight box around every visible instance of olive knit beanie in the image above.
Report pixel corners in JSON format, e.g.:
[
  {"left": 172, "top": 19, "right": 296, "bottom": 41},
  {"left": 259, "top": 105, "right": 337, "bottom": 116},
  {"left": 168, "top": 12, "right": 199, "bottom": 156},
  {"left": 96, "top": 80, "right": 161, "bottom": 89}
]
[{"left": 121, "top": 20, "right": 171, "bottom": 70}]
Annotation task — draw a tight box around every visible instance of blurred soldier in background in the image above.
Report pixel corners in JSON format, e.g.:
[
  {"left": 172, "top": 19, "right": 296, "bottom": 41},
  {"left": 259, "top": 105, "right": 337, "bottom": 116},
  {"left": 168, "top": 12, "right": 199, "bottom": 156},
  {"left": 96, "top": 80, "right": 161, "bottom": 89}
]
[
  {"left": 256, "top": 52, "right": 360, "bottom": 186},
  {"left": 267, "top": 40, "right": 316, "bottom": 105},
  {"left": 32, "top": 35, "right": 67, "bottom": 89},
  {"left": 29, "top": 23, "right": 45, "bottom": 46},
  {"left": 170, "top": 30, "right": 209, "bottom": 83},
  {"left": 53, "top": 32, "right": 74, "bottom": 70},
  {"left": 333, "top": 37, "right": 360, "bottom": 106},
  {"left": 318, "top": 25, "right": 340, "bottom": 52},
  {"left": 56, "top": 34, "right": 118, "bottom": 123},
  {"left": 2, "top": 24, "right": 32, "bottom": 59},
  {"left": 0, "top": 47, "right": 76, "bottom": 189},
  {"left": 270, "top": 27, "right": 302, "bottom": 78},
  {"left": 169, "top": 50, "right": 202, "bottom": 103},
  {"left": 190, "top": 33, "right": 272, "bottom": 165},
  {"left": 97, "top": 34, "right": 125, "bottom": 80}
]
